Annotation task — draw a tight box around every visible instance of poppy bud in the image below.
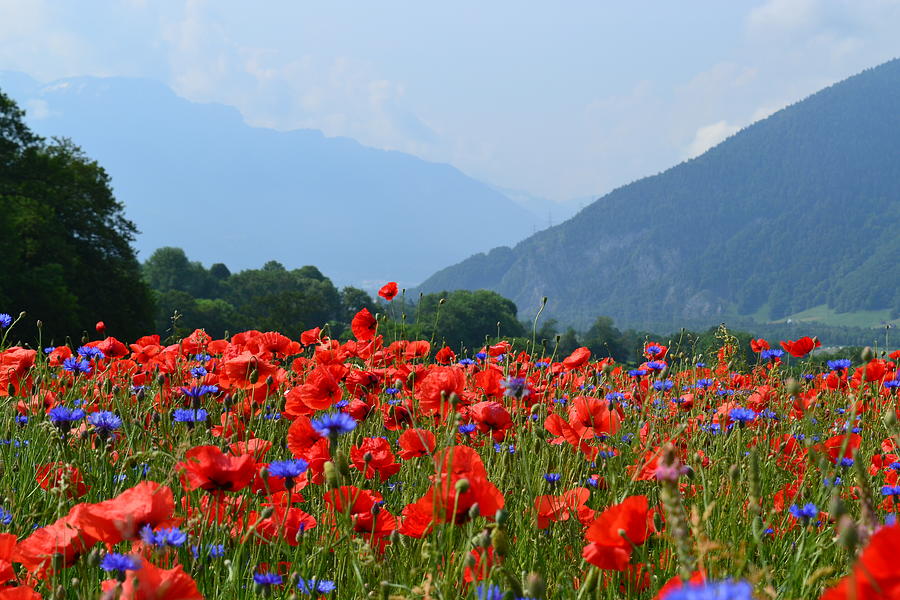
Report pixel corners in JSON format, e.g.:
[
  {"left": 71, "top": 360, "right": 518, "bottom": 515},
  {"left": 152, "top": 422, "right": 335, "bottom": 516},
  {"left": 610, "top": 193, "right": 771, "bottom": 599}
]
[
  {"left": 883, "top": 407, "right": 898, "bottom": 428},
  {"left": 829, "top": 494, "right": 847, "bottom": 518},
  {"left": 248, "top": 369, "right": 259, "bottom": 384},
  {"left": 336, "top": 451, "right": 350, "bottom": 476},
  {"left": 18, "top": 311, "right": 25, "bottom": 319},
  {"left": 265, "top": 375, "right": 274, "bottom": 386},
  {"left": 389, "top": 530, "right": 400, "bottom": 545},
  {"left": 449, "top": 392, "right": 461, "bottom": 407},
  {"left": 468, "top": 503, "right": 480, "bottom": 519},
  {"left": 785, "top": 378, "right": 801, "bottom": 397},
  {"left": 728, "top": 463, "right": 740, "bottom": 483},
  {"left": 495, "top": 508, "right": 509, "bottom": 525},
  {"left": 837, "top": 515, "right": 858, "bottom": 553},
  {"left": 861, "top": 346, "right": 875, "bottom": 362},
  {"left": 36, "top": 320, "right": 42, "bottom": 329},
  {"left": 463, "top": 553, "right": 477, "bottom": 568},
  {"left": 324, "top": 461, "right": 340, "bottom": 489},
  {"left": 455, "top": 478, "right": 470, "bottom": 493},
  {"left": 491, "top": 528, "right": 509, "bottom": 556},
  {"left": 363, "top": 452, "right": 374, "bottom": 463},
  {"left": 95, "top": 321, "right": 105, "bottom": 333},
  {"left": 526, "top": 573, "right": 546, "bottom": 599},
  {"left": 439, "top": 298, "right": 446, "bottom": 305},
  {"left": 6, "top": 384, "right": 14, "bottom": 397},
  {"left": 259, "top": 467, "right": 269, "bottom": 480}
]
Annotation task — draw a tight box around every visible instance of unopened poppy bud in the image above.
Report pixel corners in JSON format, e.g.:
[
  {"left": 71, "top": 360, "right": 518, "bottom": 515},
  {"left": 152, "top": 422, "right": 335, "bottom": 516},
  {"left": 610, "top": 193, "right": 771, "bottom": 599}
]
[
  {"left": 495, "top": 508, "right": 509, "bottom": 525},
  {"left": 36, "top": 320, "right": 42, "bottom": 329},
  {"left": 336, "top": 451, "right": 350, "bottom": 476},
  {"left": 51, "top": 553, "right": 66, "bottom": 572},
  {"left": 883, "top": 407, "right": 898, "bottom": 428},
  {"left": 490, "top": 528, "right": 509, "bottom": 556},
  {"left": 324, "top": 461, "right": 341, "bottom": 489},
  {"left": 248, "top": 369, "right": 259, "bottom": 384},
  {"left": 438, "top": 298, "right": 446, "bottom": 305},
  {"left": 6, "top": 384, "right": 14, "bottom": 397},
  {"left": 363, "top": 452, "right": 374, "bottom": 463},
  {"left": 449, "top": 392, "right": 461, "bottom": 407},
  {"left": 18, "top": 311, "right": 25, "bottom": 319},
  {"left": 389, "top": 530, "right": 400, "bottom": 545},
  {"left": 785, "top": 378, "right": 801, "bottom": 397},
  {"left": 729, "top": 464, "right": 740, "bottom": 483},
  {"left": 157, "top": 374, "right": 166, "bottom": 386},
  {"left": 475, "top": 530, "right": 491, "bottom": 548},
  {"left": 455, "top": 478, "right": 470, "bottom": 493},
  {"left": 463, "top": 553, "right": 477, "bottom": 568},
  {"left": 259, "top": 507, "right": 274, "bottom": 520},
  {"left": 526, "top": 573, "right": 546, "bottom": 599},
  {"left": 837, "top": 515, "right": 858, "bottom": 552},
  {"left": 468, "top": 503, "right": 480, "bottom": 519},
  {"left": 259, "top": 467, "right": 269, "bottom": 480},
  {"left": 829, "top": 494, "right": 847, "bottom": 518},
  {"left": 861, "top": 346, "right": 875, "bottom": 362},
  {"left": 265, "top": 375, "right": 274, "bottom": 386}
]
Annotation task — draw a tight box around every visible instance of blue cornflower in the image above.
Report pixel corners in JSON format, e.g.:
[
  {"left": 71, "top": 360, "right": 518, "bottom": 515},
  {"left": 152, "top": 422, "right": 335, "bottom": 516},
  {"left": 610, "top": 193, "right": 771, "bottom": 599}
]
[
  {"left": 88, "top": 411, "right": 122, "bottom": 436},
  {"left": 881, "top": 485, "right": 900, "bottom": 496},
  {"left": 535, "top": 361, "right": 550, "bottom": 368},
  {"left": 695, "top": 362, "right": 706, "bottom": 368},
  {"left": 267, "top": 459, "right": 309, "bottom": 479},
  {"left": 885, "top": 379, "right": 900, "bottom": 390},
  {"left": 653, "top": 380, "right": 674, "bottom": 391},
  {"left": 298, "top": 579, "right": 336, "bottom": 594},
  {"left": 15, "top": 415, "right": 27, "bottom": 426},
  {"left": 194, "top": 353, "right": 212, "bottom": 362},
  {"left": 645, "top": 344, "right": 663, "bottom": 356},
  {"left": 458, "top": 358, "right": 476, "bottom": 366},
  {"left": 729, "top": 407, "right": 757, "bottom": 424},
  {"left": 191, "top": 544, "right": 225, "bottom": 559},
  {"left": 839, "top": 457, "right": 854, "bottom": 467},
  {"left": 889, "top": 461, "right": 900, "bottom": 471},
  {"left": 695, "top": 378, "right": 715, "bottom": 389},
  {"left": 179, "top": 384, "right": 219, "bottom": 398},
  {"left": 628, "top": 369, "right": 647, "bottom": 378},
  {"left": 458, "top": 423, "right": 477, "bottom": 435},
  {"left": 703, "top": 423, "right": 722, "bottom": 435},
  {"left": 662, "top": 579, "right": 754, "bottom": 600},
  {"left": 759, "top": 409, "right": 778, "bottom": 420},
  {"left": 48, "top": 406, "right": 85, "bottom": 431},
  {"left": 172, "top": 408, "right": 208, "bottom": 423},
  {"left": 802, "top": 373, "right": 816, "bottom": 381},
  {"left": 605, "top": 392, "right": 625, "bottom": 403},
  {"left": 77, "top": 346, "right": 105, "bottom": 359},
  {"left": 384, "top": 387, "right": 400, "bottom": 395},
  {"left": 789, "top": 503, "right": 818, "bottom": 522},
  {"left": 475, "top": 352, "right": 487, "bottom": 360},
  {"left": 475, "top": 584, "right": 504, "bottom": 600},
  {"left": 254, "top": 572, "right": 283, "bottom": 586},
  {"left": 100, "top": 553, "right": 142, "bottom": 574},
  {"left": 552, "top": 397, "right": 567, "bottom": 405},
  {"left": 0, "top": 506, "right": 11, "bottom": 525},
  {"left": 311, "top": 412, "right": 356, "bottom": 438},
  {"left": 501, "top": 377, "right": 530, "bottom": 399},
  {"left": 760, "top": 349, "right": 784, "bottom": 361},
  {"left": 190, "top": 366, "right": 208, "bottom": 378},
  {"left": 140, "top": 525, "right": 187, "bottom": 548},
  {"left": 62, "top": 357, "right": 92, "bottom": 374},
  {"left": 823, "top": 477, "right": 842, "bottom": 487},
  {"left": 543, "top": 473, "right": 562, "bottom": 484},
  {"left": 0, "top": 314, "right": 11, "bottom": 328},
  {"left": 646, "top": 361, "right": 666, "bottom": 371},
  {"left": 827, "top": 359, "right": 852, "bottom": 372},
  {"left": 332, "top": 399, "right": 348, "bottom": 409}
]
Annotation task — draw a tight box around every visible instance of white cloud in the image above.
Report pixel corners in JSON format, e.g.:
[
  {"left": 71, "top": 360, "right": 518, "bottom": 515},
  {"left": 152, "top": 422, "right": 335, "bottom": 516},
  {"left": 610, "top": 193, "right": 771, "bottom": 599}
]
[{"left": 685, "top": 120, "right": 742, "bottom": 158}]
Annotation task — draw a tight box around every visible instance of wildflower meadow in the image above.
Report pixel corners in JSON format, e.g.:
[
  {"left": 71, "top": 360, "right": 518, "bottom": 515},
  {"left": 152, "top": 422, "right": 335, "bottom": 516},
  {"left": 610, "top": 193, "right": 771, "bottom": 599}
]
[{"left": 0, "top": 292, "right": 899, "bottom": 600}]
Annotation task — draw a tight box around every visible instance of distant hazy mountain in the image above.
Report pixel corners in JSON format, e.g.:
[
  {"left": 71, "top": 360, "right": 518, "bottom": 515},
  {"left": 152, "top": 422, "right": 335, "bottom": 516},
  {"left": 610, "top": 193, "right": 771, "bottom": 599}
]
[
  {"left": 0, "top": 71, "right": 541, "bottom": 288},
  {"left": 418, "top": 59, "right": 900, "bottom": 329}
]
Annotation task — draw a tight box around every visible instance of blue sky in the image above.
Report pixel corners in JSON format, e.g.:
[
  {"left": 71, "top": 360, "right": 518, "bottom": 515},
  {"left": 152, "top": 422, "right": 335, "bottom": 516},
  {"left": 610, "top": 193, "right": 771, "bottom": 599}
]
[{"left": 2, "top": 0, "right": 899, "bottom": 200}]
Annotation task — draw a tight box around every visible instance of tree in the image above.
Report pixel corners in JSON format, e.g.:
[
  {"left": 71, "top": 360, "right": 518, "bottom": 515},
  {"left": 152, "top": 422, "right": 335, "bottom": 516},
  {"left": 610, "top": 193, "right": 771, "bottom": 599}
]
[
  {"left": 416, "top": 290, "right": 526, "bottom": 351},
  {"left": 0, "top": 90, "right": 153, "bottom": 342},
  {"left": 582, "top": 316, "right": 628, "bottom": 361}
]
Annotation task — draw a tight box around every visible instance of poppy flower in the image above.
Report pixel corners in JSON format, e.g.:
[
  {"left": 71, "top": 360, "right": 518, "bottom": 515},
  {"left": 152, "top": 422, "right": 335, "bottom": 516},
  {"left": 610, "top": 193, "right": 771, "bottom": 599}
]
[
  {"left": 0, "top": 347, "right": 35, "bottom": 397},
  {"left": 300, "top": 327, "right": 322, "bottom": 346},
  {"left": 563, "top": 347, "right": 591, "bottom": 370},
  {"left": 0, "top": 533, "right": 15, "bottom": 583},
  {"left": 13, "top": 513, "right": 98, "bottom": 574},
  {"left": 820, "top": 523, "right": 900, "bottom": 600},
  {"left": 398, "top": 428, "right": 436, "bottom": 460},
  {"left": 35, "top": 463, "right": 90, "bottom": 499},
  {"left": 779, "top": 337, "right": 821, "bottom": 358},
  {"left": 378, "top": 282, "right": 399, "bottom": 301},
  {"left": 435, "top": 346, "right": 456, "bottom": 365},
  {"left": 177, "top": 446, "right": 257, "bottom": 493},
  {"left": 99, "top": 557, "right": 203, "bottom": 600},
  {"left": 349, "top": 437, "right": 401, "bottom": 481},
  {"left": 468, "top": 401, "right": 513, "bottom": 441},
  {"left": 0, "top": 587, "right": 42, "bottom": 600},
  {"left": 351, "top": 308, "right": 378, "bottom": 341},
  {"left": 582, "top": 495, "right": 652, "bottom": 571},
  {"left": 416, "top": 366, "right": 466, "bottom": 416},
  {"left": 68, "top": 481, "right": 176, "bottom": 544},
  {"left": 243, "top": 505, "right": 317, "bottom": 546},
  {"left": 535, "top": 487, "right": 595, "bottom": 529},
  {"left": 750, "top": 338, "right": 770, "bottom": 353},
  {"left": 324, "top": 486, "right": 397, "bottom": 540}
]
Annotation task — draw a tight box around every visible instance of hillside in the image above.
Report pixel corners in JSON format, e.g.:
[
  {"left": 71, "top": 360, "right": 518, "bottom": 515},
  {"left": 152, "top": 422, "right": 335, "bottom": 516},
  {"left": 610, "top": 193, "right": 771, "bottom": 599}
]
[
  {"left": 418, "top": 59, "right": 900, "bottom": 330},
  {"left": 0, "top": 72, "right": 541, "bottom": 288}
]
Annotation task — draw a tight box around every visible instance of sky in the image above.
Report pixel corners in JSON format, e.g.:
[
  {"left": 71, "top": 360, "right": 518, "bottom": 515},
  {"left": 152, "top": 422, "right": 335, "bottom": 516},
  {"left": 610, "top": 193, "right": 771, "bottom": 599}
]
[{"left": 1, "top": 0, "right": 899, "bottom": 201}]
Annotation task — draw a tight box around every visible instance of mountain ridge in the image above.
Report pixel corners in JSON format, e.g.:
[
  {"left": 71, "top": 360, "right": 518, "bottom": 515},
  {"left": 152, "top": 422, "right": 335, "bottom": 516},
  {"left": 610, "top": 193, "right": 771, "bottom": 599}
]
[{"left": 417, "top": 58, "right": 900, "bottom": 329}]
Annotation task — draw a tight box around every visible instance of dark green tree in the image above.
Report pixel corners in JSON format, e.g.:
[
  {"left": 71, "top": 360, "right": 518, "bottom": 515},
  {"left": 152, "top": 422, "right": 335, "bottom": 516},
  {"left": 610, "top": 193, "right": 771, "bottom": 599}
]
[
  {"left": 0, "top": 90, "right": 153, "bottom": 342},
  {"left": 582, "top": 316, "right": 628, "bottom": 361},
  {"left": 416, "top": 290, "right": 526, "bottom": 351}
]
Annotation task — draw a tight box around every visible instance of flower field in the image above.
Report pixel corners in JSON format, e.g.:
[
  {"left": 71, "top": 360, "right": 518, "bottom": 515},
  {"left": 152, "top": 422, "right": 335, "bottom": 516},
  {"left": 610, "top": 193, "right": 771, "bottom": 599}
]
[{"left": 0, "top": 303, "right": 899, "bottom": 600}]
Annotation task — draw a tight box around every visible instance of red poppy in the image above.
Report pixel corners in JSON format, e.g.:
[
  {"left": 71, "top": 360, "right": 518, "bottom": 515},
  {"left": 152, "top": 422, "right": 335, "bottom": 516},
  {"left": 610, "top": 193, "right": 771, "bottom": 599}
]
[
  {"left": 300, "top": 327, "right": 322, "bottom": 346},
  {"left": 0, "top": 347, "right": 35, "bottom": 397},
  {"left": 750, "top": 338, "right": 770, "bottom": 352},
  {"left": 0, "top": 586, "right": 41, "bottom": 600},
  {"left": 35, "top": 463, "right": 90, "bottom": 499},
  {"left": 242, "top": 505, "right": 317, "bottom": 546},
  {"left": 820, "top": 523, "right": 900, "bottom": 600},
  {"left": 398, "top": 428, "right": 436, "bottom": 460},
  {"left": 535, "top": 487, "right": 595, "bottom": 529},
  {"left": 780, "top": 336, "right": 821, "bottom": 358},
  {"left": 435, "top": 346, "right": 456, "bottom": 365},
  {"left": 350, "top": 437, "right": 401, "bottom": 481},
  {"left": 468, "top": 401, "right": 513, "bottom": 441},
  {"left": 416, "top": 366, "right": 466, "bottom": 416},
  {"left": 378, "top": 282, "right": 399, "bottom": 301},
  {"left": 0, "top": 533, "right": 15, "bottom": 584},
  {"left": 100, "top": 558, "right": 203, "bottom": 600},
  {"left": 284, "top": 364, "right": 347, "bottom": 417},
  {"left": 582, "top": 495, "right": 652, "bottom": 571},
  {"left": 324, "top": 486, "right": 397, "bottom": 540},
  {"left": 351, "top": 308, "right": 378, "bottom": 341},
  {"left": 219, "top": 352, "right": 278, "bottom": 389},
  {"left": 563, "top": 347, "right": 591, "bottom": 370},
  {"left": 13, "top": 513, "right": 97, "bottom": 574},
  {"left": 177, "top": 445, "right": 257, "bottom": 493},
  {"left": 68, "top": 481, "right": 176, "bottom": 544}
]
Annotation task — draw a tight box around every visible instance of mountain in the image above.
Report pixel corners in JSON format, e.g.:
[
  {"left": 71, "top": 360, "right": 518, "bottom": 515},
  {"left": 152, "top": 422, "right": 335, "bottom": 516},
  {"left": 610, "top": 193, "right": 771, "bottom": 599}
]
[
  {"left": 418, "top": 59, "right": 900, "bottom": 330},
  {"left": 0, "top": 72, "right": 540, "bottom": 288}
]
